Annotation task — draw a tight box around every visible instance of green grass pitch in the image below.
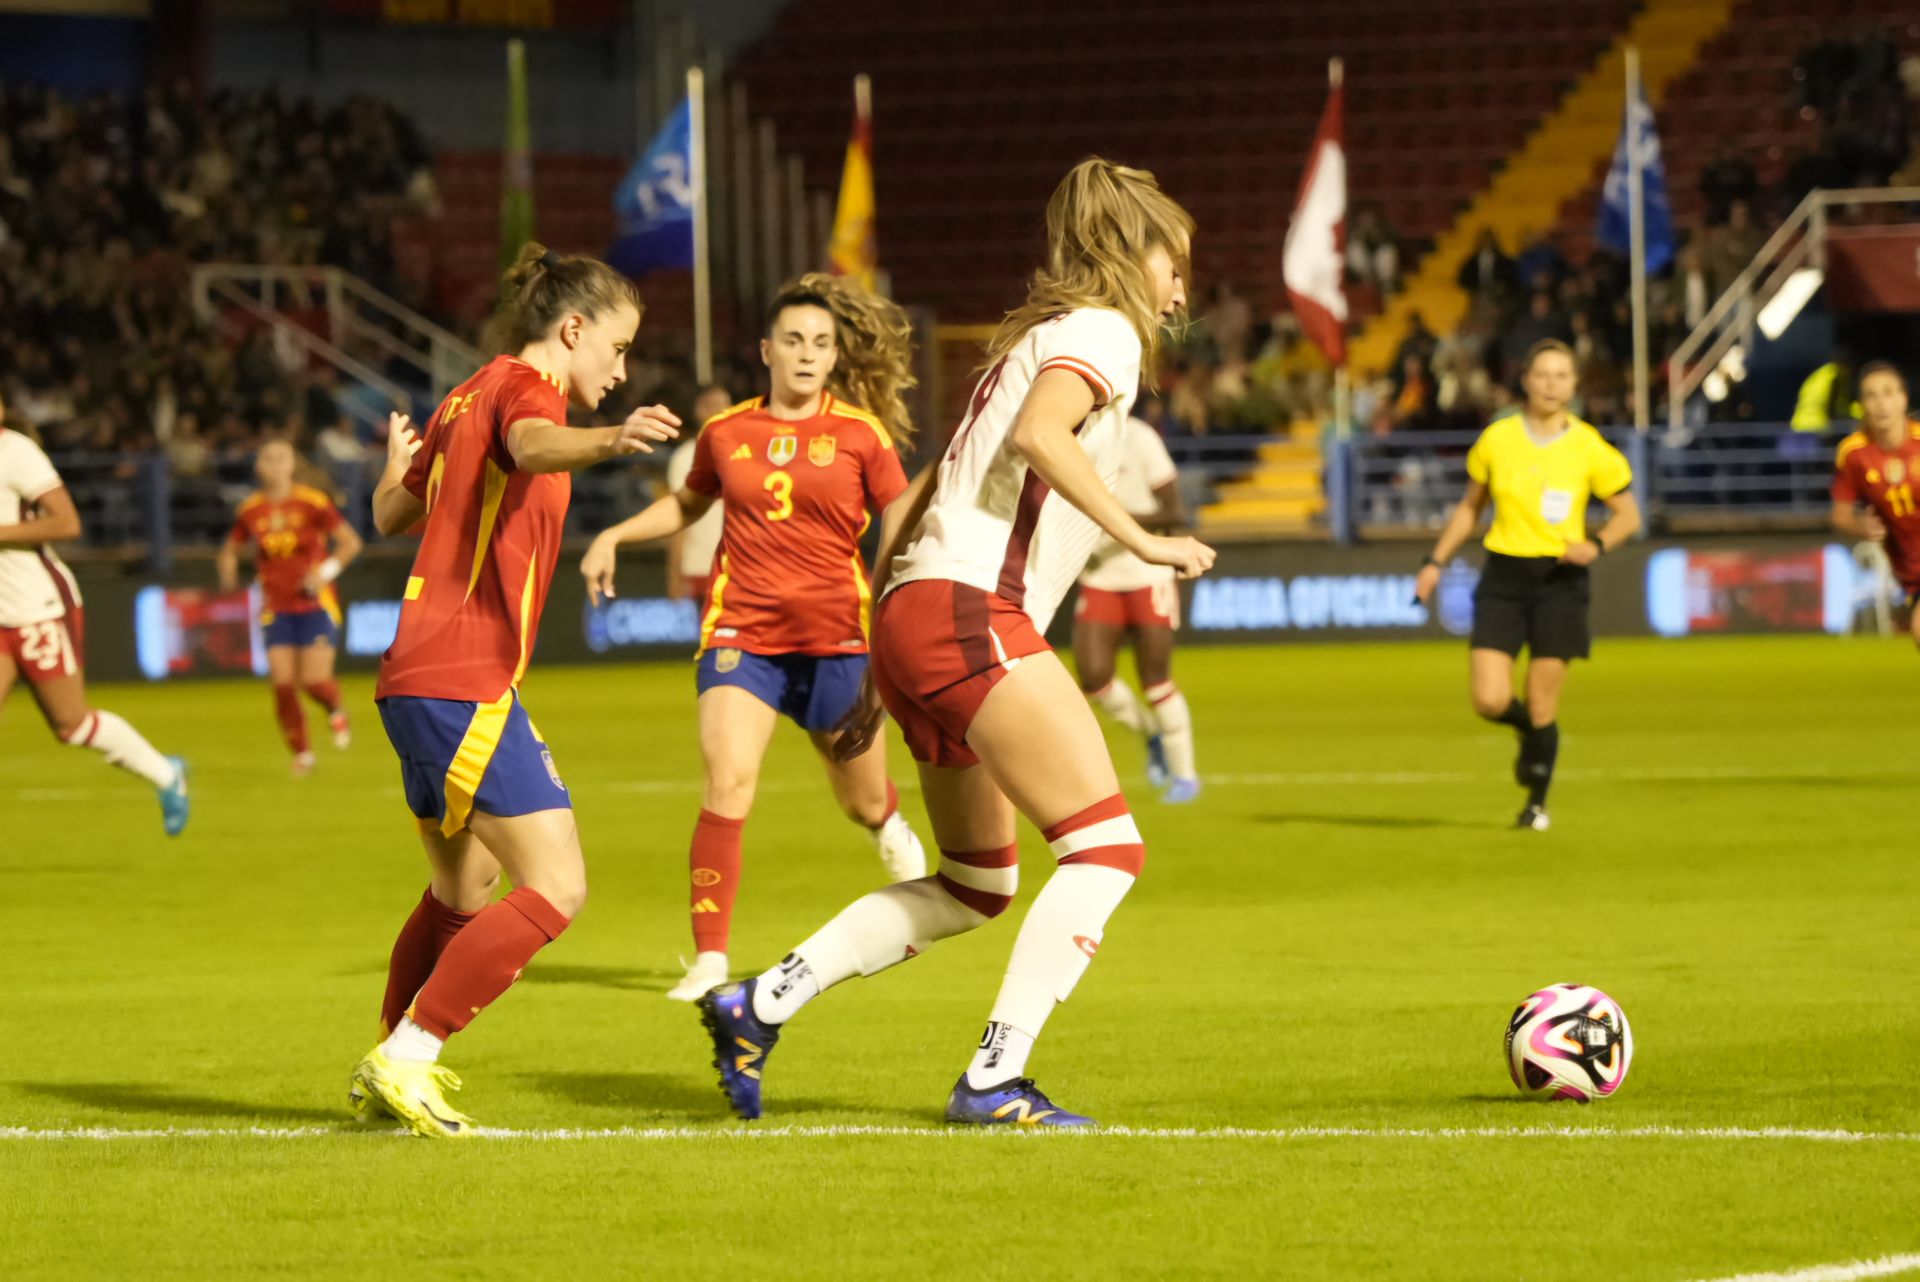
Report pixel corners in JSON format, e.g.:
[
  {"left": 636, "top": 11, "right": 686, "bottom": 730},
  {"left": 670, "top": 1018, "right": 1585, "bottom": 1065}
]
[{"left": 2, "top": 636, "right": 1916, "bottom": 1280}]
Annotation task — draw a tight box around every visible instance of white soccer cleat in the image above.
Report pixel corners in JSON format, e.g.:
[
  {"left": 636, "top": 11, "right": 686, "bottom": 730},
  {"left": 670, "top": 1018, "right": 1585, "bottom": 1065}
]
[
  {"left": 667, "top": 950, "right": 730, "bottom": 1002},
  {"left": 874, "top": 812, "right": 927, "bottom": 882},
  {"left": 1516, "top": 805, "right": 1551, "bottom": 832},
  {"left": 291, "top": 750, "right": 317, "bottom": 777}
]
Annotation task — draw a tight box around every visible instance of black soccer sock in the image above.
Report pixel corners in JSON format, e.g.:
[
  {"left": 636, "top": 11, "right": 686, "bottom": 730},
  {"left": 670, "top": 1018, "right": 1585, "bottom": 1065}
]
[
  {"left": 1523, "top": 722, "right": 1559, "bottom": 808},
  {"left": 1487, "top": 698, "right": 1531, "bottom": 731}
]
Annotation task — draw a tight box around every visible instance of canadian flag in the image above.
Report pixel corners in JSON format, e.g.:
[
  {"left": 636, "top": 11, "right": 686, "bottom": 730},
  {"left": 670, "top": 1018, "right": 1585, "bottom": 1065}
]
[{"left": 1282, "top": 66, "right": 1347, "bottom": 367}]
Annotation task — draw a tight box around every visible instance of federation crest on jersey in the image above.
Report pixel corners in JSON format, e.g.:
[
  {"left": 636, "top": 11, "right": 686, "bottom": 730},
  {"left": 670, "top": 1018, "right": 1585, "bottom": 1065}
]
[
  {"left": 1890, "top": 458, "right": 1907, "bottom": 485},
  {"left": 808, "top": 434, "right": 837, "bottom": 467},
  {"left": 767, "top": 433, "right": 798, "bottom": 466}
]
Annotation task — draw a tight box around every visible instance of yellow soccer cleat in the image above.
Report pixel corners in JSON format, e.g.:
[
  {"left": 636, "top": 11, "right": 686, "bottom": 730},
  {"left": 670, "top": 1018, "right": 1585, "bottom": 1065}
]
[{"left": 349, "top": 1046, "right": 477, "bottom": 1139}]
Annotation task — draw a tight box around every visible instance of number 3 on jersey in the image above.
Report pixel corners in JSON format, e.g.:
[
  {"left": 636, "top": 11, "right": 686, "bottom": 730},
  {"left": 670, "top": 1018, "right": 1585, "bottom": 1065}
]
[{"left": 764, "top": 469, "right": 794, "bottom": 521}]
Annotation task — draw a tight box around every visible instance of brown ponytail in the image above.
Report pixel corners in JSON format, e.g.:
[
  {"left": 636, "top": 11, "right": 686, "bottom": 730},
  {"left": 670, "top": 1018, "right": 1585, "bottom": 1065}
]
[
  {"left": 765, "top": 272, "right": 918, "bottom": 447},
  {"left": 486, "top": 241, "right": 644, "bottom": 354}
]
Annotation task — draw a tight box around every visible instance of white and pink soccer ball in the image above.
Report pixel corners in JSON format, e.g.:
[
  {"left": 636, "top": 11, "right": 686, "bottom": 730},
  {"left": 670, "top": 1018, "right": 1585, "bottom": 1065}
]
[{"left": 1505, "top": 983, "right": 1633, "bottom": 1102}]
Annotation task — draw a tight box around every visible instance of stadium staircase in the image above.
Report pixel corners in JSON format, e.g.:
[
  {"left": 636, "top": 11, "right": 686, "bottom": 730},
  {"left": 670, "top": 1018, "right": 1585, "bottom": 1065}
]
[{"left": 1344, "top": 0, "right": 1741, "bottom": 378}]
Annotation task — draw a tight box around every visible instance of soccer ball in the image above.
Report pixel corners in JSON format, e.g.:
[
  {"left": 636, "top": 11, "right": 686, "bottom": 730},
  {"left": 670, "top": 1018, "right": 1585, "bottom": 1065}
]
[{"left": 1504, "top": 983, "right": 1633, "bottom": 1102}]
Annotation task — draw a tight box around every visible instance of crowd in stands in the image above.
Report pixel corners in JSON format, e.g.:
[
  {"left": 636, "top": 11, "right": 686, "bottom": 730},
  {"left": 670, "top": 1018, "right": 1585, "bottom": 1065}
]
[{"left": 0, "top": 78, "right": 439, "bottom": 533}]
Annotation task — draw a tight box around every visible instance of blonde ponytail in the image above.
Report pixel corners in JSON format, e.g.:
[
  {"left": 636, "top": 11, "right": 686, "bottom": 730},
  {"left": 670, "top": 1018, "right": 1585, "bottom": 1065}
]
[{"left": 986, "top": 157, "right": 1194, "bottom": 376}]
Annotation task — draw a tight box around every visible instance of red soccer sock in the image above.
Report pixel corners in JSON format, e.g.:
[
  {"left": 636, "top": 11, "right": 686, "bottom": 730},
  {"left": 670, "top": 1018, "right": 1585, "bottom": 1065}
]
[
  {"left": 690, "top": 809, "right": 745, "bottom": 954},
  {"left": 379, "top": 886, "right": 482, "bottom": 1038},
  {"left": 273, "top": 683, "right": 308, "bottom": 754},
  {"left": 302, "top": 680, "right": 342, "bottom": 714},
  {"left": 408, "top": 887, "right": 570, "bottom": 1040}
]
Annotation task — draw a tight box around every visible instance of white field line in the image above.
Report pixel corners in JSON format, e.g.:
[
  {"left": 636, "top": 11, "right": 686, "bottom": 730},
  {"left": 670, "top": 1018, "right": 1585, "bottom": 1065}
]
[
  {"left": 1687, "top": 1255, "right": 1920, "bottom": 1282},
  {"left": 0, "top": 763, "right": 1871, "bottom": 804},
  {"left": 1, "top": 1123, "right": 1916, "bottom": 1143}
]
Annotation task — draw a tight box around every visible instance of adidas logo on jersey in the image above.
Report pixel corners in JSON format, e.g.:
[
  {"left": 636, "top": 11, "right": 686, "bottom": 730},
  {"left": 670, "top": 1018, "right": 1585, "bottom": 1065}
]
[{"left": 730, "top": 443, "right": 753, "bottom": 460}]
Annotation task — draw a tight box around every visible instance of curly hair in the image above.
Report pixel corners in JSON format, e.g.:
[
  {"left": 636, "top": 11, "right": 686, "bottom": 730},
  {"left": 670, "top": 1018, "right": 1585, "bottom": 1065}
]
[
  {"left": 486, "top": 240, "right": 644, "bottom": 354},
  {"left": 764, "top": 273, "right": 918, "bottom": 447},
  {"left": 985, "top": 157, "right": 1194, "bottom": 377}
]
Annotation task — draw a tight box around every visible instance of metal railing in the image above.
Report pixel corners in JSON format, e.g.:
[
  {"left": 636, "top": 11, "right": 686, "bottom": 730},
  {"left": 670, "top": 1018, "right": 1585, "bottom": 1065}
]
[
  {"left": 1666, "top": 187, "right": 1920, "bottom": 429},
  {"left": 46, "top": 423, "right": 1847, "bottom": 569}
]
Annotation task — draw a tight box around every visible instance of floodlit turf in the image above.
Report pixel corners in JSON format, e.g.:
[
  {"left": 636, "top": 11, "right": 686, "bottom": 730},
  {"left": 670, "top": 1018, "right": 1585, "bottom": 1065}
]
[{"left": 2, "top": 636, "right": 1917, "bottom": 1281}]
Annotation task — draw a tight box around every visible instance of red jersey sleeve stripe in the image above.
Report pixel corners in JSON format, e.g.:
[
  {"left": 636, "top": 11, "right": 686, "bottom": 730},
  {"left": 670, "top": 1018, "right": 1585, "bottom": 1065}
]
[{"left": 1037, "top": 355, "right": 1115, "bottom": 406}]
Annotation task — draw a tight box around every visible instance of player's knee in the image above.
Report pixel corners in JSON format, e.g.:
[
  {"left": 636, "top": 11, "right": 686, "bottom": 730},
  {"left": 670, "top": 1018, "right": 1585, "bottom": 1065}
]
[
  {"left": 51, "top": 708, "right": 95, "bottom": 744},
  {"left": 935, "top": 845, "right": 1019, "bottom": 920},
  {"left": 1078, "top": 667, "right": 1114, "bottom": 696},
  {"left": 1470, "top": 689, "right": 1509, "bottom": 720},
  {"left": 703, "top": 766, "right": 758, "bottom": 817},
  {"left": 844, "top": 790, "right": 892, "bottom": 828},
  {"left": 535, "top": 875, "right": 587, "bottom": 920},
  {"left": 1047, "top": 795, "right": 1146, "bottom": 878}
]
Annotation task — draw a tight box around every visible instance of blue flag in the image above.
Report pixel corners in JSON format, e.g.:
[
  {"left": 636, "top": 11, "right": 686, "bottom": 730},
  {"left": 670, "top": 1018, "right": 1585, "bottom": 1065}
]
[
  {"left": 1597, "top": 81, "right": 1675, "bottom": 274},
  {"left": 608, "top": 98, "right": 695, "bottom": 276}
]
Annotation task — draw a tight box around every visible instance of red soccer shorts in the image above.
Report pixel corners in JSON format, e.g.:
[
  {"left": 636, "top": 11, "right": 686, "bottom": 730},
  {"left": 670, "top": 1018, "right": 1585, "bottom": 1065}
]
[
  {"left": 870, "top": 579, "right": 1051, "bottom": 768},
  {"left": 0, "top": 610, "right": 84, "bottom": 685},
  {"left": 1074, "top": 580, "right": 1181, "bottom": 630}
]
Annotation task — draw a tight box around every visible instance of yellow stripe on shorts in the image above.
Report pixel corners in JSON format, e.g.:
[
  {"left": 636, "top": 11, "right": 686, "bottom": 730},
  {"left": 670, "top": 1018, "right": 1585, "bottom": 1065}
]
[{"left": 440, "top": 692, "right": 515, "bottom": 837}]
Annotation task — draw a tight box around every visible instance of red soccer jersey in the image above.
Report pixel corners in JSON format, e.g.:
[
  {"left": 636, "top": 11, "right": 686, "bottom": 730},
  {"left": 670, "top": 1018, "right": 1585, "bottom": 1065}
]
[
  {"left": 1834, "top": 424, "right": 1920, "bottom": 586},
  {"left": 687, "top": 393, "right": 908, "bottom": 657},
  {"left": 229, "top": 485, "right": 342, "bottom": 617},
  {"left": 376, "top": 356, "right": 571, "bottom": 702}
]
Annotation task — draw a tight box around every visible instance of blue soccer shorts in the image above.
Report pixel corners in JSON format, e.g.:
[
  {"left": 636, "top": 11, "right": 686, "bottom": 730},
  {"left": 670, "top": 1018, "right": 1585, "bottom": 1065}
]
[
  {"left": 377, "top": 691, "right": 570, "bottom": 837},
  {"left": 695, "top": 648, "right": 868, "bottom": 731},
  {"left": 261, "top": 607, "right": 339, "bottom": 649}
]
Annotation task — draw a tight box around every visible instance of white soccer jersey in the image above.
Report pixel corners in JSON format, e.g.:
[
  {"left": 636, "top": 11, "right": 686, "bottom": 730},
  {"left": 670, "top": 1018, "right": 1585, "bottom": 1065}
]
[
  {"left": 889, "top": 307, "right": 1144, "bottom": 631},
  {"left": 667, "top": 437, "right": 725, "bottom": 577},
  {"left": 0, "top": 428, "right": 81, "bottom": 628},
  {"left": 1079, "top": 415, "right": 1179, "bottom": 593}
]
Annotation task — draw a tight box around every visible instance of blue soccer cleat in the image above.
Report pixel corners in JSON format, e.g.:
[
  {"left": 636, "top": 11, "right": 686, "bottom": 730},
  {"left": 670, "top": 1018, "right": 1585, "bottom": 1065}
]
[
  {"left": 945, "top": 1076, "right": 1096, "bottom": 1128},
  {"left": 1145, "top": 735, "right": 1170, "bottom": 789},
  {"left": 1162, "top": 776, "right": 1202, "bottom": 805},
  {"left": 697, "top": 979, "right": 780, "bottom": 1120},
  {"left": 158, "top": 757, "right": 190, "bottom": 837}
]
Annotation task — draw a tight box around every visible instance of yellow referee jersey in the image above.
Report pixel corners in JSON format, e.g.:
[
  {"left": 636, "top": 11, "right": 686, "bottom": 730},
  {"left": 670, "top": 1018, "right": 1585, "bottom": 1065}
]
[{"left": 1465, "top": 413, "right": 1632, "bottom": 558}]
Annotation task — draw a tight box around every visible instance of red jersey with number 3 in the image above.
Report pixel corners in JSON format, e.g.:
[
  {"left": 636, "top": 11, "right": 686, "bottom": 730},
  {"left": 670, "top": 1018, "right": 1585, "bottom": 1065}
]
[
  {"left": 1833, "top": 424, "right": 1920, "bottom": 586},
  {"left": 686, "top": 393, "right": 908, "bottom": 657},
  {"left": 230, "top": 485, "right": 342, "bottom": 617},
  {"left": 376, "top": 355, "right": 571, "bottom": 702}
]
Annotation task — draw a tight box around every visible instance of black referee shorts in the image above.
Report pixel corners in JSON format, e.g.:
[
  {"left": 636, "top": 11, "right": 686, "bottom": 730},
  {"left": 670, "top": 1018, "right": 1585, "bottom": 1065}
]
[{"left": 1469, "top": 552, "right": 1592, "bottom": 661}]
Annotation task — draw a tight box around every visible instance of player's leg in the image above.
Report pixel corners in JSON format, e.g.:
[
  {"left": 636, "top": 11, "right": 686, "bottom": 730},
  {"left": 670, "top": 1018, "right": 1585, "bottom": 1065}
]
[
  {"left": 1517, "top": 658, "right": 1568, "bottom": 825},
  {"left": 1074, "top": 594, "right": 1160, "bottom": 774},
  {"left": 947, "top": 649, "right": 1145, "bottom": 1125},
  {"left": 805, "top": 655, "right": 925, "bottom": 882},
  {"left": 265, "top": 643, "right": 312, "bottom": 772},
  {"left": 296, "top": 625, "right": 349, "bottom": 749},
  {"left": 1468, "top": 559, "right": 1532, "bottom": 735},
  {"left": 668, "top": 682, "right": 781, "bottom": 999},
  {"left": 25, "top": 639, "right": 187, "bottom": 834},
  {"left": 1134, "top": 617, "right": 1196, "bottom": 801},
  {"left": 375, "top": 823, "right": 502, "bottom": 1040},
  {"left": 700, "top": 759, "right": 1017, "bottom": 1119}
]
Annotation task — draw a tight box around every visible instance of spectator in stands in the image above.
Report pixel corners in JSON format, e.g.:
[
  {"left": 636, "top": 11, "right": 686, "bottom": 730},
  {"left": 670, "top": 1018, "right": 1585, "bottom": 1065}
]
[
  {"left": 1501, "top": 292, "right": 1573, "bottom": 382},
  {"left": 1346, "top": 205, "right": 1400, "bottom": 296},
  {"left": 1702, "top": 199, "right": 1762, "bottom": 295},
  {"left": 1700, "top": 146, "right": 1758, "bottom": 226},
  {"left": 1392, "top": 312, "right": 1439, "bottom": 395},
  {"left": 1516, "top": 228, "right": 1567, "bottom": 295},
  {"left": 1457, "top": 228, "right": 1519, "bottom": 303}
]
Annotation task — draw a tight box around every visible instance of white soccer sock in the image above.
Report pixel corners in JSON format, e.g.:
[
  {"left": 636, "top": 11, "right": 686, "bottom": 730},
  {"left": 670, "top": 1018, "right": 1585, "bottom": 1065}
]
[
  {"left": 967, "top": 1018, "right": 1038, "bottom": 1088},
  {"left": 969, "top": 863, "right": 1137, "bottom": 1088},
  {"left": 64, "top": 710, "right": 177, "bottom": 788},
  {"left": 1087, "top": 680, "right": 1156, "bottom": 737},
  {"left": 1144, "top": 683, "right": 1196, "bottom": 780},
  {"left": 751, "top": 864, "right": 1012, "bottom": 1024},
  {"left": 380, "top": 1015, "right": 444, "bottom": 1064}
]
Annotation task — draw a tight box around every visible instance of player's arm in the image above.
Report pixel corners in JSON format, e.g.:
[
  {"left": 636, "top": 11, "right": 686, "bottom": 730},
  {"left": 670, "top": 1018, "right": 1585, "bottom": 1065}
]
[
  {"left": 1008, "top": 369, "right": 1214, "bottom": 578},
  {"left": 870, "top": 463, "right": 937, "bottom": 595},
  {"left": 507, "top": 403, "right": 682, "bottom": 474},
  {"left": 1833, "top": 498, "right": 1886, "bottom": 541},
  {"left": 1562, "top": 490, "right": 1642, "bottom": 566},
  {"left": 303, "top": 515, "right": 364, "bottom": 596},
  {"left": 0, "top": 484, "right": 81, "bottom": 546},
  {"left": 1414, "top": 480, "right": 1490, "bottom": 603},
  {"left": 373, "top": 412, "right": 426, "bottom": 536},
  {"left": 215, "top": 532, "right": 245, "bottom": 592},
  {"left": 579, "top": 487, "right": 716, "bottom": 605}
]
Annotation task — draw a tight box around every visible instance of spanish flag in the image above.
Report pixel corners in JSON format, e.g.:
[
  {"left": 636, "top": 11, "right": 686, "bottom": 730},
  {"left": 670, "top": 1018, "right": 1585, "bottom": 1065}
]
[{"left": 826, "top": 74, "right": 877, "bottom": 292}]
